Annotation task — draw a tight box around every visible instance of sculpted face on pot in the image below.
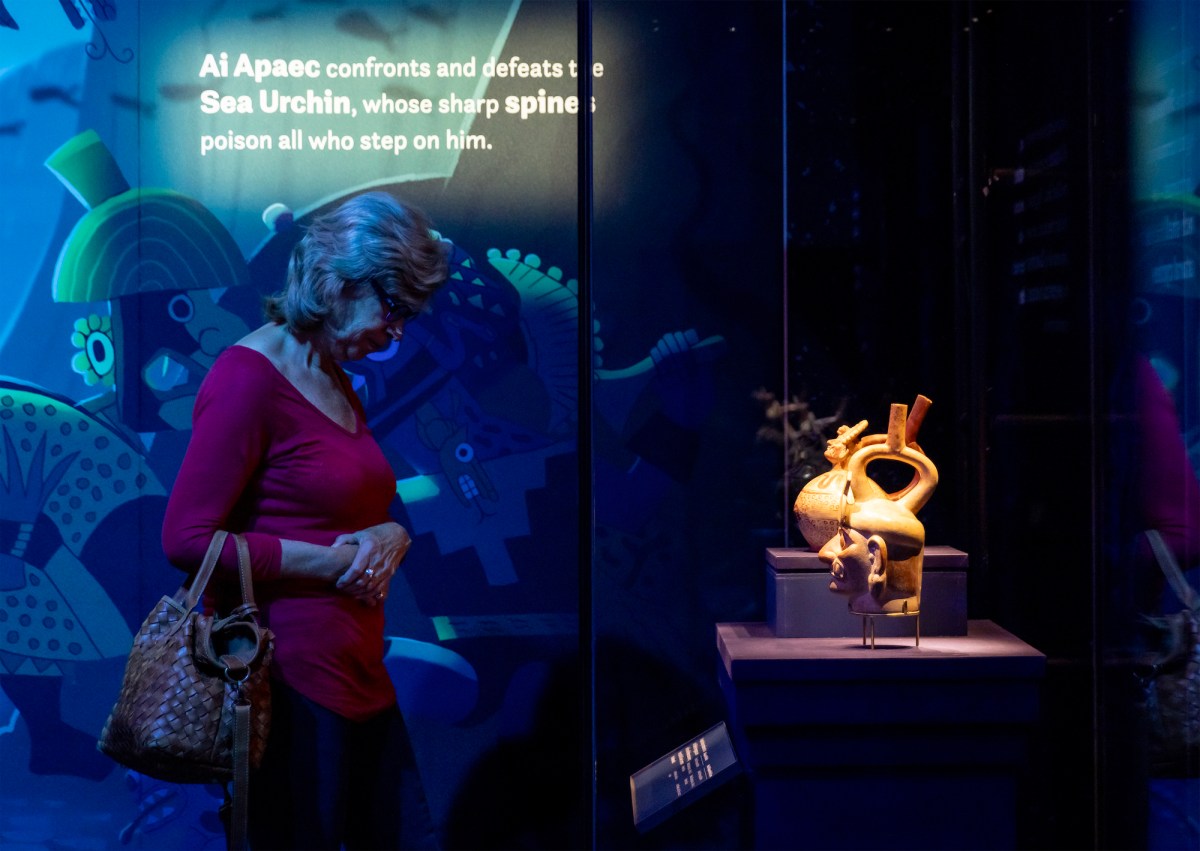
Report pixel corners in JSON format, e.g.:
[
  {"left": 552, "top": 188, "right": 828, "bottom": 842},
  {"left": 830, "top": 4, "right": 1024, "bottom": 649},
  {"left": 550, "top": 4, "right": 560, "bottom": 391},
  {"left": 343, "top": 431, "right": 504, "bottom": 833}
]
[
  {"left": 822, "top": 496, "right": 926, "bottom": 615},
  {"left": 821, "top": 525, "right": 878, "bottom": 596}
]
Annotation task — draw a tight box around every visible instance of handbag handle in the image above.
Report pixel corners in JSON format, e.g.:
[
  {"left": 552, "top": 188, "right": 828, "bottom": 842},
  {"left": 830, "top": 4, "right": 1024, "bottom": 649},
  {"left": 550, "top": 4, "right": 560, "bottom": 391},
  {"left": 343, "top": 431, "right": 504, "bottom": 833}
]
[
  {"left": 1146, "top": 529, "right": 1198, "bottom": 612},
  {"left": 233, "top": 533, "right": 255, "bottom": 609},
  {"left": 177, "top": 531, "right": 256, "bottom": 611}
]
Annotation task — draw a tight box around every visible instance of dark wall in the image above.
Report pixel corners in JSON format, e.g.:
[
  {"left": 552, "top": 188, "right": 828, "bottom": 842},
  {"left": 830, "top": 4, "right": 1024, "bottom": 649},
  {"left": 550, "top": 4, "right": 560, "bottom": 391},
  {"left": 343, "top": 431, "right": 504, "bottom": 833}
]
[{"left": 784, "top": 1, "right": 958, "bottom": 544}]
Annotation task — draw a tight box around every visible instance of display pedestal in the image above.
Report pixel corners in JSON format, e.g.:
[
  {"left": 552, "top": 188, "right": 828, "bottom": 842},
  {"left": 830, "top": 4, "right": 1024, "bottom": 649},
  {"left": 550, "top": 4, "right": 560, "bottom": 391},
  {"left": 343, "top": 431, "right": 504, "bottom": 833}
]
[
  {"left": 766, "top": 546, "right": 968, "bottom": 638},
  {"left": 717, "top": 619, "right": 1045, "bottom": 850}
]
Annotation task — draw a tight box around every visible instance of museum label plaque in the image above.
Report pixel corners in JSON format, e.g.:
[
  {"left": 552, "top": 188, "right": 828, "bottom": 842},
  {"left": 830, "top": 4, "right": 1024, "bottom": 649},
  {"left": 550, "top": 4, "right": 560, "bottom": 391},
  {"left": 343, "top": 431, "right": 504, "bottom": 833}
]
[{"left": 629, "top": 721, "right": 740, "bottom": 833}]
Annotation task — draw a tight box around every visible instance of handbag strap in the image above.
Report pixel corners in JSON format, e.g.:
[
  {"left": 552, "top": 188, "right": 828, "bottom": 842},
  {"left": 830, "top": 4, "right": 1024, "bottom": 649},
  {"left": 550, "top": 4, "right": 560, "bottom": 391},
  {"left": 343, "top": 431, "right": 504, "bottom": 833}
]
[
  {"left": 165, "top": 531, "right": 257, "bottom": 851},
  {"left": 222, "top": 534, "right": 256, "bottom": 851},
  {"left": 228, "top": 698, "right": 252, "bottom": 851},
  {"left": 233, "top": 532, "right": 256, "bottom": 608},
  {"left": 179, "top": 530, "right": 230, "bottom": 610},
  {"left": 1146, "top": 529, "right": 1198, "bottom": 611},
  {"left": 178, "top": 531, "right": 257, "bottom": 611}
]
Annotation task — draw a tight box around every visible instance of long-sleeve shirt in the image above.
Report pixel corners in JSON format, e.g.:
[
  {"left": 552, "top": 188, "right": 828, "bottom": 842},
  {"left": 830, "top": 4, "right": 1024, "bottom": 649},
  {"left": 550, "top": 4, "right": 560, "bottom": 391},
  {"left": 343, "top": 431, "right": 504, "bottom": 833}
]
[
  {"left": 162, "top": 344, "right": 397, "bottom": 721},
  {"left": 1135, "top": 355, "right": 1200, "bottom": 574}
]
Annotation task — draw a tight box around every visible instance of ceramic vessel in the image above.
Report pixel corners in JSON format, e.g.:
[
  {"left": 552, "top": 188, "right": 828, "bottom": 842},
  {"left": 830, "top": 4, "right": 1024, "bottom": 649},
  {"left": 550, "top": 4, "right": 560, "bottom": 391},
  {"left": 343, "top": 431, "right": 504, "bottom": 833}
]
[
  {"left": 814, "top": 401, "right": 939, "bottom": 615},
  {"left": 793, "top": 396, "right": 932, "bottom": 550}
]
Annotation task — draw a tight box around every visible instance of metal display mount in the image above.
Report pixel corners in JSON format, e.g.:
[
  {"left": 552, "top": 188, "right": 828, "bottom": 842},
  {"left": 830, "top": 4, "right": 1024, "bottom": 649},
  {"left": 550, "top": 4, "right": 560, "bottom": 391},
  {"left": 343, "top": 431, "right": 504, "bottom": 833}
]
[{"left": 858, "top": 610, "right": 920, "bottom": 649}]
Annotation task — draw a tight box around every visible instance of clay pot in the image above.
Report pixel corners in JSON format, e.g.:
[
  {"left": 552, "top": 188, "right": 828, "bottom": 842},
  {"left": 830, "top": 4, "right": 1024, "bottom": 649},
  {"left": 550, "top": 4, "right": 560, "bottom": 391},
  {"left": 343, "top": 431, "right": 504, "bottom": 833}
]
[{"left": 793, "top": 397, "right": 934, "bottom": 550}]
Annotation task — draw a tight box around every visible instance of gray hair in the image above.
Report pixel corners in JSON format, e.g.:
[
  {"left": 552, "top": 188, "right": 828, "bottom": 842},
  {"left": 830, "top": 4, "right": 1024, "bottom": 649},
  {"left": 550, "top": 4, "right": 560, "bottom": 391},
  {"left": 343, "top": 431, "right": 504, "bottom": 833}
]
[{"left": 264, "top": 192, "right": 448, "bottom": 332}]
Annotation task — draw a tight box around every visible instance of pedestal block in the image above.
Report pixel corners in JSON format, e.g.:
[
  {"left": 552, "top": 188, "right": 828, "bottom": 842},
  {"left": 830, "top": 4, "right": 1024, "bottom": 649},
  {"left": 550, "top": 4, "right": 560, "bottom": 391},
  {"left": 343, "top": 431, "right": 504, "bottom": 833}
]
[
  {"left": 766, "top": 546, "right": 968, "bottom": 638},
  {"left": 717, "top": 619, "right": 1045, "bottom": 850}
]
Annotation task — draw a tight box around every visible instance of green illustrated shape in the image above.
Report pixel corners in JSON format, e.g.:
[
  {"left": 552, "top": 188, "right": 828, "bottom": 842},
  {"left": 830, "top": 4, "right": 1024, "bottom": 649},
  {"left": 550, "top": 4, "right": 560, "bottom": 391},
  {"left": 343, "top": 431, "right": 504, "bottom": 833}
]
[{"left": 45, "top": 129, "right": 249, "bottom": 303}]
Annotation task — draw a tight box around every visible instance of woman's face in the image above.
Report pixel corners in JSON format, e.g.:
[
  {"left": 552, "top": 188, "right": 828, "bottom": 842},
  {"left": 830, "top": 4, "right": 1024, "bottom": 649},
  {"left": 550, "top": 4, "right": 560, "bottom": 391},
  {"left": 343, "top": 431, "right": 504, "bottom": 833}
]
[{"left": 318, "top": 286, "right": 406, "bottom": 362}]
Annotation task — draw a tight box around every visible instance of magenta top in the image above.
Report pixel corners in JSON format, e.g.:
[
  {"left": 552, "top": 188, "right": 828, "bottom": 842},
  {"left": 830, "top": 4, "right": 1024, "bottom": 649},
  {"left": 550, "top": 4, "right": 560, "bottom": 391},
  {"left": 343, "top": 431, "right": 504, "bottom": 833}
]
[
  {"left": 162, "top": 345, "right": 397, "bottom": 721},
  {"left": 1135, "top": 355, "right": 1200, "bottom": 574}
]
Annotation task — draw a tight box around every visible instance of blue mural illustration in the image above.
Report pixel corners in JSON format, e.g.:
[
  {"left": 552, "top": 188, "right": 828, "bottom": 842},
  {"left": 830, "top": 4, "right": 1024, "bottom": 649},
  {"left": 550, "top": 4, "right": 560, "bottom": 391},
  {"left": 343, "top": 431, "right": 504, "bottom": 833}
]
[{"left": 0, "top": 2, "right": 774, "bottom": 847}]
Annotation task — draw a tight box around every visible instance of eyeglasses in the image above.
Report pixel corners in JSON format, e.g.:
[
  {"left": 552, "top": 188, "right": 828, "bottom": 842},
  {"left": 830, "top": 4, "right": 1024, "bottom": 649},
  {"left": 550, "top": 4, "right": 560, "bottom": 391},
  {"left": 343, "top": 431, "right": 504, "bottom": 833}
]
[{"left": 369, "top": 279, "right": 418, "bottom": 323}]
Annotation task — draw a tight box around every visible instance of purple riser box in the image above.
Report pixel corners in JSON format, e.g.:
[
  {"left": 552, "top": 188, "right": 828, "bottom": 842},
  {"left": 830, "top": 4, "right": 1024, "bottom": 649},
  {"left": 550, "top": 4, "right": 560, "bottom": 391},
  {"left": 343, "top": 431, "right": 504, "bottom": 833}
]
[{"left": 765, "top": 546, "right": 968, "bottom": 638}]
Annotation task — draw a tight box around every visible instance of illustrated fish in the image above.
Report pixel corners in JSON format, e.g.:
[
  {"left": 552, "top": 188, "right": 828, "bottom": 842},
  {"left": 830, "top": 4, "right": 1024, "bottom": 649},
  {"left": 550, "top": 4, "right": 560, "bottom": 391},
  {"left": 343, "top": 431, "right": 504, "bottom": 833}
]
[
  {"left": 1132, "top": 88, "right": 1168, "bottom": 108},
  {"left": 30, "top": 85, "right": 80, "bottom": 107},
  {"left": 336, "top": 9, "right": 400, "bottom": 48},
  {"left": 250, "top": 3, "right": 288, "bottom": 22},
  {"left": 158, "top": 83, "right": 209, "bottom": 101},
  {"left": 1169, "top": 100, "right": 1200, "bottom": 122},
  {"left": 408, "top": 4, "right": 456, "bottom": 28},
  {"left": 111, "top": 93, "right": 157, "bottom": 117},
  {"left": 381, "top": 83, "right": 427, "bottom": 101}
]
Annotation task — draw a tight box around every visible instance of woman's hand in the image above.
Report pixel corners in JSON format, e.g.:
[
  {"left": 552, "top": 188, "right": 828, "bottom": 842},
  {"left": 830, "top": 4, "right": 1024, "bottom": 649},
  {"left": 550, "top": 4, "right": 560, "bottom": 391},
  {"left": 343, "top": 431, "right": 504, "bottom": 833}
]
[{"left": 331, "top": 522, "right": 411, "bottom": 606}]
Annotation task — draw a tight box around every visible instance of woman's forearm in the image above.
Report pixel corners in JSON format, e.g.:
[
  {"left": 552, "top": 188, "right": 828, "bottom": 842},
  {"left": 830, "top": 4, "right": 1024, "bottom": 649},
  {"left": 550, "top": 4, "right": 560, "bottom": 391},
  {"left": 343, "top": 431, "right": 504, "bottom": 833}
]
[{"left": 278, "top": 539, "right": 357, "bottom": 583}]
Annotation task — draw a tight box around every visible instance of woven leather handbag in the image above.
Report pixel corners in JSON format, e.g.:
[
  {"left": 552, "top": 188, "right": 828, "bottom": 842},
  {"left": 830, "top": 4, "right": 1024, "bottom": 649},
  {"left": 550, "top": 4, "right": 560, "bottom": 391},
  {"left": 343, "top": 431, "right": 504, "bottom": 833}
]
[
  {"left": 1141, "top": 529, "right": 1200, "bottom": 777},
  {"left": 98, "top": 530, "right": 273, "bottom": 848}
]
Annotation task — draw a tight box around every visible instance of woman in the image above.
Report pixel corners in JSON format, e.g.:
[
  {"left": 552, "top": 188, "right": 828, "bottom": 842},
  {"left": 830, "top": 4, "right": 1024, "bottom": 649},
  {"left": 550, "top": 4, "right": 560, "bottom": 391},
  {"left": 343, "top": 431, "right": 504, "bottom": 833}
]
[{"left": 162, "top": 192, "right": 448, "bottom": 849}]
